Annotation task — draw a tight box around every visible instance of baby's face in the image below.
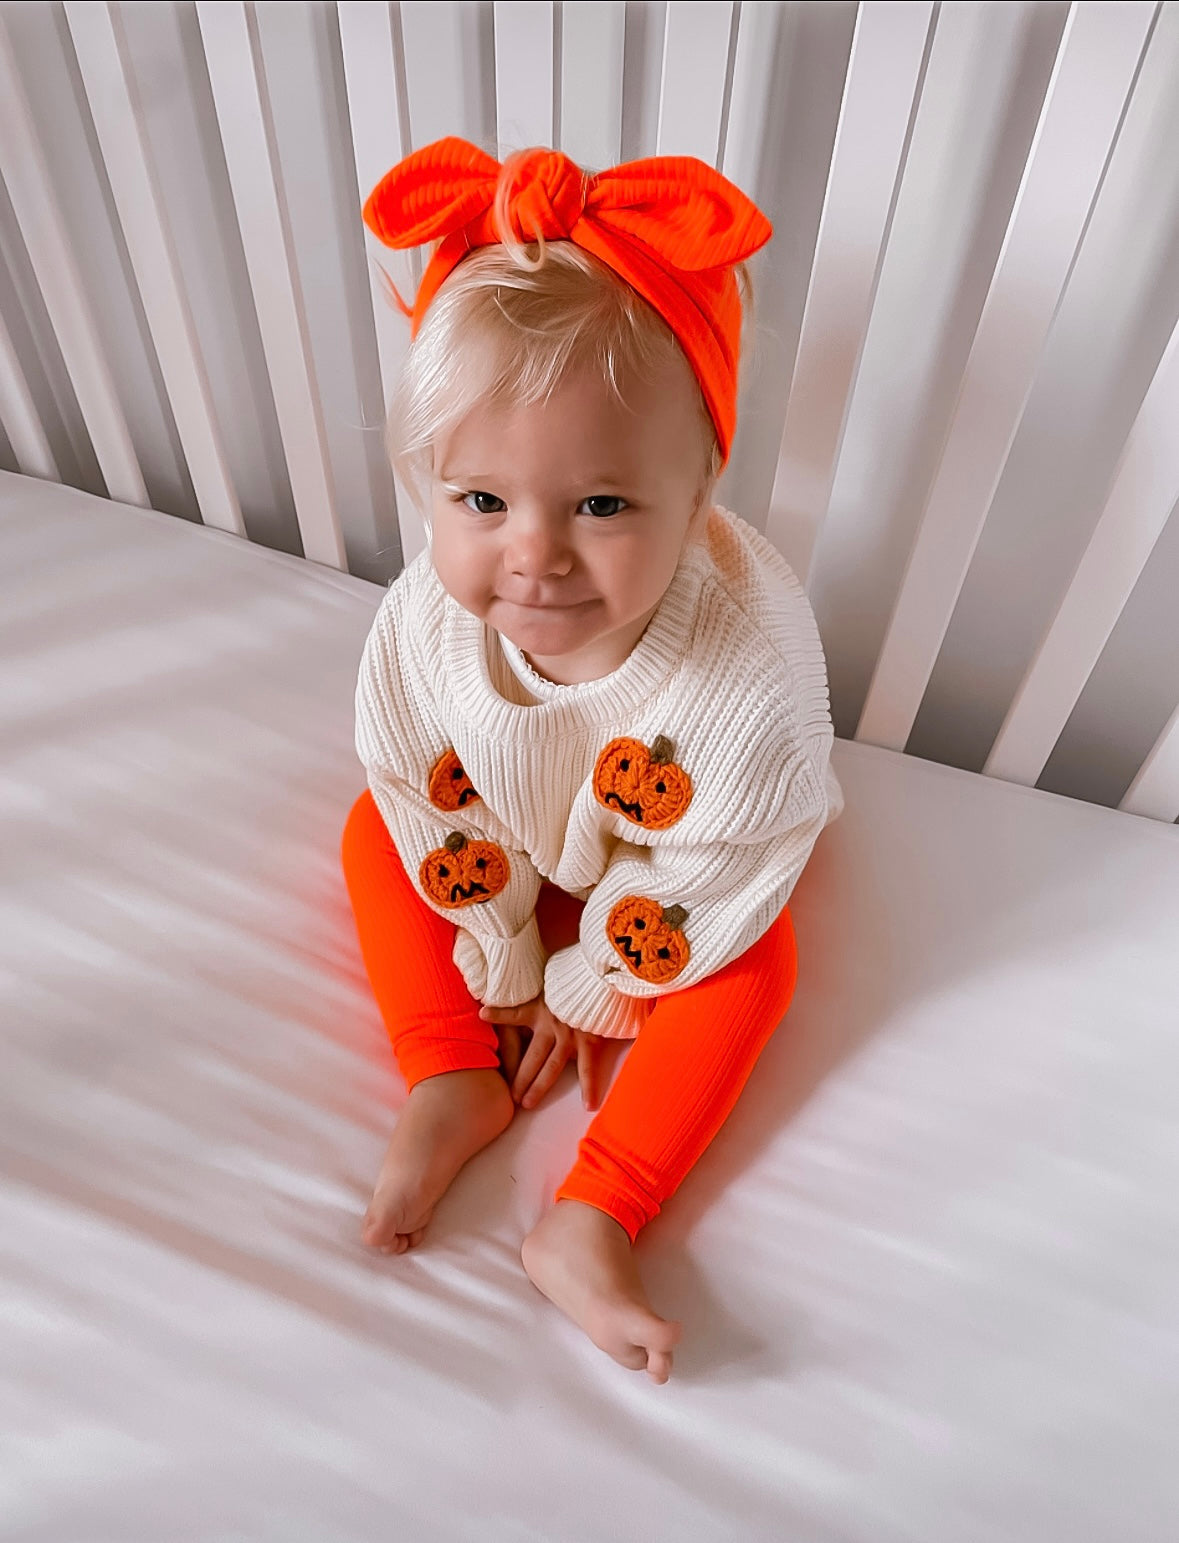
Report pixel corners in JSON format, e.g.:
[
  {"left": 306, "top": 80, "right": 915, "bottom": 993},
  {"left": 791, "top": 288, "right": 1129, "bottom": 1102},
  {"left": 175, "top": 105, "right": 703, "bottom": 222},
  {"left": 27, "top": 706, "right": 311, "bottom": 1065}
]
[{"left": 428, "top": 352, "right": 713, "bottom": 685}]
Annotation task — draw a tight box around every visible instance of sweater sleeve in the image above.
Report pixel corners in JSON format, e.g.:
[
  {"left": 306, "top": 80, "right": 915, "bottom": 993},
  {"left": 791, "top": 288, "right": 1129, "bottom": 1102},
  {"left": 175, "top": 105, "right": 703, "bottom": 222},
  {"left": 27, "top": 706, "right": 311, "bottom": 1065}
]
[
  {"left": 542, "top": 745, "right": 834, "bottom": 1038},
  {"left": 355, "top": 586, "right": 546, "bottom": 1009}
]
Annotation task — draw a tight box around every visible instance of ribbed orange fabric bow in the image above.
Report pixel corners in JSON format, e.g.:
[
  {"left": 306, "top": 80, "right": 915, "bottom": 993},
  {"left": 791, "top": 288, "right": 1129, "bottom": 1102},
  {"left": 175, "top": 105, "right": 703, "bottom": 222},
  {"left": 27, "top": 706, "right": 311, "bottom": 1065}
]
[{"left": 363, "top": 136, "right": 772, "bottom": 464}]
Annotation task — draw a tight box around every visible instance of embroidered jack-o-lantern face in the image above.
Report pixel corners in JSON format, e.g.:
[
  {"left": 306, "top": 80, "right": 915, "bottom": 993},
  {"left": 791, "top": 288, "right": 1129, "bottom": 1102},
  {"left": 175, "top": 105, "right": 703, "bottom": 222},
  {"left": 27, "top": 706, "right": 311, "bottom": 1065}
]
[
  {"left": 593, "top": 735, "right": 692, "bottom": 829},
  {"left": 428, "top": 748, "right": 481, "bottom": 811},
  {"left": 608, "top": 895, "right": 691, "bottom": 984},
  {"left": 420, "top": 831, "right": 509, "bottom": 908}
]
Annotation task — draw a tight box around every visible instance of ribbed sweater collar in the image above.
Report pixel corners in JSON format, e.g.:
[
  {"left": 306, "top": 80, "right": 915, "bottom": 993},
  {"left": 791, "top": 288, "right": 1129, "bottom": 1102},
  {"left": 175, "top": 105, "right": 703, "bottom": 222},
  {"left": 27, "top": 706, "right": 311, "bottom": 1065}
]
[{"left": 434, "top": 535, "right": 712, "bottom": 740}]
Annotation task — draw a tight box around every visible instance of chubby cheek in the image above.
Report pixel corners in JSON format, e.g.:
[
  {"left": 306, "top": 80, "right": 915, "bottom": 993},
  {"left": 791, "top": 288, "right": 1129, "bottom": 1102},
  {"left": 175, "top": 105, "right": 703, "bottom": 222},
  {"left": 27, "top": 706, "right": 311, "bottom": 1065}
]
[
  {"left": 612, "top": 541, "right": 681, "bottom": 617},
  {"left": 429, "top": 533, "right": 495, "bottom": 618}
]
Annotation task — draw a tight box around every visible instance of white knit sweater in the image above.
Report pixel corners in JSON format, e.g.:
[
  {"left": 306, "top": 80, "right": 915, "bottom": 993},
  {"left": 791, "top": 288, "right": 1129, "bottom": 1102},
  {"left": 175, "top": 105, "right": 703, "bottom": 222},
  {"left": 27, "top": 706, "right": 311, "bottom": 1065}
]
[{"left": 354, "top": 505, "right": 843, "bottom": 1039}]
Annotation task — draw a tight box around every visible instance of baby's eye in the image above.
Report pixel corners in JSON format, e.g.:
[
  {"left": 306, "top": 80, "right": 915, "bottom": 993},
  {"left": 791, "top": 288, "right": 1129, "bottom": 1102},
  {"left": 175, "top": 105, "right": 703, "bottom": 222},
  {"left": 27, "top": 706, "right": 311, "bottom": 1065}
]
[
  {"left": 463, "top": 491, "right": 506, "bottom": 515},
  {"left": 579, "top": 495, "right": 628, "bottom": 519}
]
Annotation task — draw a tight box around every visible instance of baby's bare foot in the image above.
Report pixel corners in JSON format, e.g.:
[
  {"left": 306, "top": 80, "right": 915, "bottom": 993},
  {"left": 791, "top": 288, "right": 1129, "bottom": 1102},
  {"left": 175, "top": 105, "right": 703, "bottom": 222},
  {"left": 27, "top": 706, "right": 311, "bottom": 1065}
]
[
  {"left": 363, "top": 1068, "right": 514, "bottom": 1254},
  {"left": 521, "top": 1200, "right": 682, "bottom": 1383}
]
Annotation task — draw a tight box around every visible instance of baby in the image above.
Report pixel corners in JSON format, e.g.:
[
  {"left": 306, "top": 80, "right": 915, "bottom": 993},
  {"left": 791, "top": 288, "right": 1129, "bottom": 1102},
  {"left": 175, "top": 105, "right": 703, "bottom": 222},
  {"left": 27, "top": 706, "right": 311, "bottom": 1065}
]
[{"left": 341, "top": 138, "right": 842, "bottom": 1384}]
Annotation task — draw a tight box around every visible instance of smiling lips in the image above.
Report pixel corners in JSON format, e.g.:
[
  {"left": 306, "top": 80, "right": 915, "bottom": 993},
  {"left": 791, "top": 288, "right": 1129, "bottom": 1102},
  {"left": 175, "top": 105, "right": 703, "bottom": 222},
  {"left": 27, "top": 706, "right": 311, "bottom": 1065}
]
[{"left": 502, "top": 596, "right": 591, "bottom": 610}]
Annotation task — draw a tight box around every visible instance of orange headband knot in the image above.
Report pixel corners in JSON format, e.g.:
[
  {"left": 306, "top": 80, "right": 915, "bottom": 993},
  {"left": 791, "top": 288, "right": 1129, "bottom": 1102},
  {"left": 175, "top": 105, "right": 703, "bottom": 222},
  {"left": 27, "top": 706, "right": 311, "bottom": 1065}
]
[
  {"left": 363, "top": 136, "right": 773, "bottom": 464},
  {"left": 499, "top": 148, "right": 586, "bottom": 243}
]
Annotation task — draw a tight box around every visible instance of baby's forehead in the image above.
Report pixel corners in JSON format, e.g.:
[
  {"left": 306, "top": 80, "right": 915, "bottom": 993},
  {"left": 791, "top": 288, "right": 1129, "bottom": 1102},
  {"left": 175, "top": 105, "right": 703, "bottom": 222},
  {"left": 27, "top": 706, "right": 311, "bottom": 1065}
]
[{"left": 445, "top": 353, "right": 696, "bottom": 437}]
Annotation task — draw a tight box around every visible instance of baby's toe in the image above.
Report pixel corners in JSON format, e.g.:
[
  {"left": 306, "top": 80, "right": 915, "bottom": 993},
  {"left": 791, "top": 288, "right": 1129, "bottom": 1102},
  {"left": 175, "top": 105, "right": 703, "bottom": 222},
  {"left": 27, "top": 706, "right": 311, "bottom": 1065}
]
[
  {"left": 608, "top": 1340, "right": 651, "bottom": 1371},
  {"left": 363, "top": 1204, "right": 405, "bottom": 1251},
  {"left": 623, "top": 1310, "right": 681, "bottom": 1382},
  {"left": 646, "top": 1348, "right": 674, "bottom": 1384}
]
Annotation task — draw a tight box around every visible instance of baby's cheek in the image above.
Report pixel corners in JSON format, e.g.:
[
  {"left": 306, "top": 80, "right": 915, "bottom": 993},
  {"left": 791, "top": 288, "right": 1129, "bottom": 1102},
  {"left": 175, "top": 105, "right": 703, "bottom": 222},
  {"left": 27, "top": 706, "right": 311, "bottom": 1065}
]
[{"left": 431, "top": 551, "right": 493, "bottom": 619}]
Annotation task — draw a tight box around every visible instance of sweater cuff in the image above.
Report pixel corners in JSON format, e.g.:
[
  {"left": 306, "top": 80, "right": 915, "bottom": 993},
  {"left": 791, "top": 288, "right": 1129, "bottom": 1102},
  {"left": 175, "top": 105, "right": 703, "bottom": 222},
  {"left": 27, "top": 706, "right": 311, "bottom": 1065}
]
[
  {"left": 543, "top": 945, "right": 650, "bottom": 1040},
  {"left": 453, "top": 914, "right": 546, "bottom": 1008}
]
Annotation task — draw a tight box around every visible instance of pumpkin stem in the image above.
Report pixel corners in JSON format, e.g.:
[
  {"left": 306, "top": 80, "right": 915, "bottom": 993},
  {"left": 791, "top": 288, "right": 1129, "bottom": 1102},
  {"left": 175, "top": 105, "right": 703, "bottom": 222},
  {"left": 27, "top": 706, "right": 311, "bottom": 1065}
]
[
  {"left": 661, "top": 903, "right": 689, "bottom": 930},
  {"left": 649, "top": 734, "right": 675, "bottom": 764},
  {"left": 443, "top": 831, "right": 467, "bottom": 853}
]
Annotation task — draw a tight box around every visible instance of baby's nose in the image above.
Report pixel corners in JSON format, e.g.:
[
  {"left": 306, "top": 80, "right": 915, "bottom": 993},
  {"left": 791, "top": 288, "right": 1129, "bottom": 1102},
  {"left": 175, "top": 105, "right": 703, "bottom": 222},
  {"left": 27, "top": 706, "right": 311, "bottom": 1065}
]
[{"left": 505, "top": 516, "right": 573, "bottom": 576}]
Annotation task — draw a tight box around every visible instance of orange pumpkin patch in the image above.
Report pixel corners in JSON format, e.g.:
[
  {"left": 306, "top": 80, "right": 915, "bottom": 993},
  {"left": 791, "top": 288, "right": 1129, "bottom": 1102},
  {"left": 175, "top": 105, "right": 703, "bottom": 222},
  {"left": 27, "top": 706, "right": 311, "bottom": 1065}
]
[
  {"left": 428, "top": 748, "right": 481, "bottom": 811},
  {"left": 593, "top": 734, "right": 692, "bottom": 829},
  {"left": 420, "top": 831, "right": 509, "bottom": 908},
  {"left": 607, "top": 895, "right": 691, "bottom": 984}
]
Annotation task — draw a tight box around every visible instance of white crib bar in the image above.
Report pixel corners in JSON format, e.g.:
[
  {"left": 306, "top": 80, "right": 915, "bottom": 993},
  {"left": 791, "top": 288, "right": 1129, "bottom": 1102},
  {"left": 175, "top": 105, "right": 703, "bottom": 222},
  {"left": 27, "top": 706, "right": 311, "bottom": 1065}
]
[
  {"left": 656, "top": 1, "right": 735, "bottom": 165},
  {"left": 400, "top": 3, "right": 487, "bottom": 151},
  {"left": 765, "top": 0, "right": 932, "bottom": 588},
  {"left": 855, "top": 0, "right": 1156, "bottom": 753},
  {"left": 338, "top": 0, "right": 421, "bottom": 570},
  {"left": 338, "top": 0, "right": 415, "bottom": 405},
  {"left": 65, "top": 2, "right": 244, "bottom": 538},
  {"left": 1121, "top": 704, "right": 1179, "bottom": 823},
  {"left": 985, "top": 313, "right": 1179, "bottom": 788},
  {"left": 720, "top": 0, "right": 778, "bottom": 194},
  {"left": 0, "top": 307, "right": 58, "bottom": 483},
  {"left": 0, "top": 18, "right": 147, "bottom": 508},
  {"left": 195, "top": 0, "right": 346, "bottom": 571},
  {"left": 559, "top": 1, "right": 624, "bottom": 170},
  {"left": 494, "top": 2, "right": 555, "bottom": 153}
]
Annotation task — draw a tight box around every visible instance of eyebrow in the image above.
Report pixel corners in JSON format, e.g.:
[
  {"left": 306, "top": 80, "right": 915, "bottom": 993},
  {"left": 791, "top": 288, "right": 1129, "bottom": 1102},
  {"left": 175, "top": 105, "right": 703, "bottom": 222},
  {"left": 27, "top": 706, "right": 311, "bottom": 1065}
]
[{"left": 438, "top": 471, "right": 634, "bottom": 489}]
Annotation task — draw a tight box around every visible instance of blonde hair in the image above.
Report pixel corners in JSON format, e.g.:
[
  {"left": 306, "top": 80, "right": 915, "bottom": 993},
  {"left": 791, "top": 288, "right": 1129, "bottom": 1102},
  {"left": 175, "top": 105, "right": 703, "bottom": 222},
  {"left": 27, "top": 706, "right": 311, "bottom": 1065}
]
[{"left": 386, "top": 186, "right": 753, "bottom": 517}]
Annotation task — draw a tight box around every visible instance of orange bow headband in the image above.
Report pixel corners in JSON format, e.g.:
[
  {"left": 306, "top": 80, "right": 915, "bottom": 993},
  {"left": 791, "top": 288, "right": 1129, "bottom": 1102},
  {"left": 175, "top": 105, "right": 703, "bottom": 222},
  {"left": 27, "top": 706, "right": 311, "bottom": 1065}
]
[{"left": 362, "top": 136, "right": 772, "bottom": 465}]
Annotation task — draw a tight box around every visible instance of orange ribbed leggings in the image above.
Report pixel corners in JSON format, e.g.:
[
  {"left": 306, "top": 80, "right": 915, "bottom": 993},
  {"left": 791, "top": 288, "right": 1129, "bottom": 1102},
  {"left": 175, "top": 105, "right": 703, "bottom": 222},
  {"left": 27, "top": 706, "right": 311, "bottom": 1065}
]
[{"left": 340, "top": 789, "right": 798, "bottom": 1241}]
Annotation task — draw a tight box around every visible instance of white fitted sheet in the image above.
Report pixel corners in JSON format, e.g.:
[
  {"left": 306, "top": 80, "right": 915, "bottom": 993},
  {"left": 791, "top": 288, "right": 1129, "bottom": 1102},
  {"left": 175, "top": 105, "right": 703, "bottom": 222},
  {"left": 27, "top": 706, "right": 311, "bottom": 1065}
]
[{"left": 2, "top": 470, "right": 1177, "bottom": 1542}]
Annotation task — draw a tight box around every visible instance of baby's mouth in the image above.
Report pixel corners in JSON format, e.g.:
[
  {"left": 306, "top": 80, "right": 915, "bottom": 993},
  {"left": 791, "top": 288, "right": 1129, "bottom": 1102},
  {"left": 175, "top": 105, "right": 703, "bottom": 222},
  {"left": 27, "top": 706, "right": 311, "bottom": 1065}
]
[{"left": 500, "top": 595, "right": 593, "bottom": 611}]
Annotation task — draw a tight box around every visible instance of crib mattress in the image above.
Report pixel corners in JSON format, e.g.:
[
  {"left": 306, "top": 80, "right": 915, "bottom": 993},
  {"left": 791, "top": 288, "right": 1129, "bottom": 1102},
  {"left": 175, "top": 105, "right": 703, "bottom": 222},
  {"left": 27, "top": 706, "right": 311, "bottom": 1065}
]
[{"left": 2, "top": 469, "right": 1177, "bottom": 1542}]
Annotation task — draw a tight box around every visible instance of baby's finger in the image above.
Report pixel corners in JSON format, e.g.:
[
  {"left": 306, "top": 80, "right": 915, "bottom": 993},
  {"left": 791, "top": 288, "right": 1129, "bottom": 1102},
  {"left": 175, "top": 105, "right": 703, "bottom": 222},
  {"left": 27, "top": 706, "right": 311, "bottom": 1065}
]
[
  {"left": 596, "top": 1036, "right": 630, "bottom": 1101},
  {"left": 511, "top": 1030, "right": 556, "bottom": 1105},
  {"left": 519, "top": 1039, "right": 570, "bottom": 1110},
  {"left": 496, "top": 1023, "right": 525, "bottom": 1084},
  {"left": 576, "top": 1031, "right": 604, "bottom": 1110},
  {"left": 480, "top": 1003, "right": 533, "bottom": 1027}
]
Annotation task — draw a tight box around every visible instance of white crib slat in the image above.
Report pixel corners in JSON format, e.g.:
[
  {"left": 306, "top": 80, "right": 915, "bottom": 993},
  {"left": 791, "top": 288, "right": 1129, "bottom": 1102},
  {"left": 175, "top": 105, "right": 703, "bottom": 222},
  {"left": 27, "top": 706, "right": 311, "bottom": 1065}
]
[
  {"left": 720, "top": 0, "right": 778, "bottom": 193},
  {"left": 400, "top": 2, "right": 487, "bottom": 150},
  {"left": 765, "top": 0, "right": 932, "bottom": 587},
  {"left": 65, "top": 2, "right": 243, "bottom": 537},
  {"left": 338, "top": 0, "right": 414, "bottom": 390},
  {"left": 984, "top": 315, "right": 1179, "bottom": 791},
  {"left": 195, "top": 1, "right": 345, "bottom": 571},
  {"left": 0, "top": 18, "right": 147, "bottom": 507},
  {"left": 657, "top": 1, "right": 735, "bottom": 165},
  {"left": 494, "top": 1, "right": 554, "bottom": 153},
  {"left": 0, "top": 308, "right": 59, "bottom": 482},
  {"left": 338, "top": 0, "right": 422, "bottom": 570},
  {"left": 560, "top": 1, "right": 624, "bottom": 169},
  {"left": 1121, "top": 704, "right": 1179, "bottom": 823},
  {"left": 855, "top": 0, "right": 1155, "bottom": 752},
  {"left": 338, "top": 2, "right": 412, "bottom": 291}
]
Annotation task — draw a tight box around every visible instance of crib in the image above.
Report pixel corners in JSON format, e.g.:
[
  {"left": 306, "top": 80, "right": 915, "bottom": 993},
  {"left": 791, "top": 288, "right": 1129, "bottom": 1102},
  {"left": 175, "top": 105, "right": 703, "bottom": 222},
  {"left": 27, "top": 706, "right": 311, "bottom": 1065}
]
[{"left": 2, "top": 3, "right": 1177, "bottom": 1539}]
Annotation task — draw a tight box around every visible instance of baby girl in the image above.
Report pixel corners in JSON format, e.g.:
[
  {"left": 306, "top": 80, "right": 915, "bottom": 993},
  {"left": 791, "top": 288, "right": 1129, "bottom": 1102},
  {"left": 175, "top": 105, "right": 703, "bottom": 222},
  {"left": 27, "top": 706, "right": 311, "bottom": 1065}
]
[{"left": 341, "top": 137, "right": 842, "bottom": 1384}]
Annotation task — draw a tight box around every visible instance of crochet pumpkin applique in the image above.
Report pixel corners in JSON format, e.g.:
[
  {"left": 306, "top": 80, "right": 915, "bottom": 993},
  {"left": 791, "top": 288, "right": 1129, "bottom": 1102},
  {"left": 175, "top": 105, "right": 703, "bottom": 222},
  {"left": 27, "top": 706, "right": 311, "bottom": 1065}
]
[
  {"left": 420, "top": 831, "right": 509, "bottom": 908},
  {"left": 592, "top": 735, "right": 692, "bottom": 829},
  {"left": 608, "top": 896, "right": 690, "bottom": 984},
  {"left": 428, "top": 747, "right": 481, "bottom": 811}
]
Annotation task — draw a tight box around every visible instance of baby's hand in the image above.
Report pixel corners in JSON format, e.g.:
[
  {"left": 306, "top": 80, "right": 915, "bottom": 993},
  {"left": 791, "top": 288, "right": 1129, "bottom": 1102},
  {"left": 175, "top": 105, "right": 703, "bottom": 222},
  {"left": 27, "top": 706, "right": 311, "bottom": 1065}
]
[
  {"left": 479, "top": 998, "right": 607, "bottom": 1111},
  {"left": 479, "top": 994, "right": 572, "bottom": 1109}
]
